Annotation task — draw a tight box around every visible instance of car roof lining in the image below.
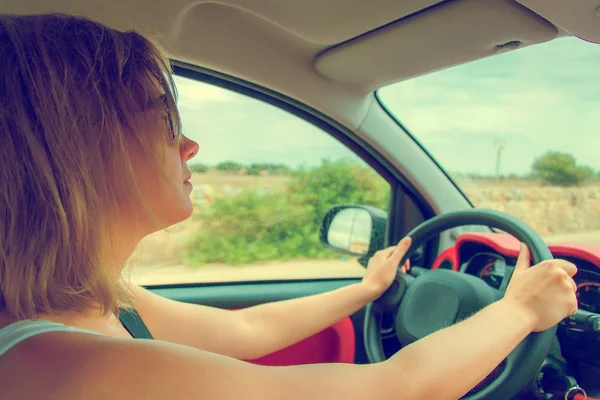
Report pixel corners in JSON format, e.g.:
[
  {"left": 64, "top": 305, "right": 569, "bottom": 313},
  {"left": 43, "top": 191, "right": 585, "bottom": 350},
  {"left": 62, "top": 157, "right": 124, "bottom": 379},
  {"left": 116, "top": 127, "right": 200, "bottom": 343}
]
[{"left": 2, "top": 0, "right": 599, "bottom": 129}]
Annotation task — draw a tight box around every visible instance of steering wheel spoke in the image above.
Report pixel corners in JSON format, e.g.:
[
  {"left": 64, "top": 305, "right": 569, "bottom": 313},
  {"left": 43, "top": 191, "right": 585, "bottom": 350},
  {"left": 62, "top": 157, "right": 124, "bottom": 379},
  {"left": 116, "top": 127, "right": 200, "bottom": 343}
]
[
  {"left": 373, "top": 273, "right": 415, "bottom": 315},
  {"left": 498, "top": 265, "right": 515, "bottom": 293},
  {"left": 380, "top": 314, "right": 398, "bottom": 340}
]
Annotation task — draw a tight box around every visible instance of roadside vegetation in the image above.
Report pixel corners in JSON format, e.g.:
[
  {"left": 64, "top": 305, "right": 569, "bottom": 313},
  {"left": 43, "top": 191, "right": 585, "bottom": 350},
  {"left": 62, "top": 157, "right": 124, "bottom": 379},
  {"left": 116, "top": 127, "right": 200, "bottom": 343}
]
[
  {"left": 456, "top": 151, "right": 596, "bottom": 186},
  {"left": 181, "top": 152, "right": 595, "bottom": 266},
  {"left": 183, "top": 159, "right": 389, "bottom": 265}
]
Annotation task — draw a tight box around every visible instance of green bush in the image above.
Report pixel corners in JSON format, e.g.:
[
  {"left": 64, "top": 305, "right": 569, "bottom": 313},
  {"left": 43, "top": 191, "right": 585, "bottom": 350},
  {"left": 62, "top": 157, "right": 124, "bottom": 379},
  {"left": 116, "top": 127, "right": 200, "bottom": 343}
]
[
  {"left": 531, "top": 152, "right": 594, "bottom": 186},
  {"left": 189, "top": 163, "right": 209, "bottom": 173},
  {"left": 183, "top": 159, "right": 389, "bottom": 265},
  {"left": 292, "top": 159, "right": 389, "bottom": 226},
  {"left": 247, "top": 163, "right": 290, "bottom": 176},
  {"left": 216, "top": 161, "right": 244, "bottom": 172}
]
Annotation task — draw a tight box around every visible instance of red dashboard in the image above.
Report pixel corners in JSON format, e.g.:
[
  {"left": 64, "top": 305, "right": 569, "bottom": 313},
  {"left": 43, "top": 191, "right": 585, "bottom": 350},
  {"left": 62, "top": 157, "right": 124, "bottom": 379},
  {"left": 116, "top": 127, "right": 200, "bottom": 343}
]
[{"left": 432, "top": 232, "right": 600, "bottom": 272}]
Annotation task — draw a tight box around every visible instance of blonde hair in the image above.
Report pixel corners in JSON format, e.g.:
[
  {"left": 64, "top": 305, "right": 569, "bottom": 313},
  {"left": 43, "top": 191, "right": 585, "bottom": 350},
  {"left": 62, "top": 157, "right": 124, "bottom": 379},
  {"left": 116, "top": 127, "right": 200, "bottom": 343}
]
[{"left": 0, "top": 13, "right": 181, "bottom": 319}]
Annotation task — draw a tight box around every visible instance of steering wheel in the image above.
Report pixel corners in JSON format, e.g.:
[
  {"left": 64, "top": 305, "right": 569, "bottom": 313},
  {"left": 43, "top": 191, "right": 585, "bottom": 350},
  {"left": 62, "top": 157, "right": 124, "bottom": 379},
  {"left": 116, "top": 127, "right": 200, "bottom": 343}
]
[{"left": 364, "top": 209, "right": 557, "bottom": 400}]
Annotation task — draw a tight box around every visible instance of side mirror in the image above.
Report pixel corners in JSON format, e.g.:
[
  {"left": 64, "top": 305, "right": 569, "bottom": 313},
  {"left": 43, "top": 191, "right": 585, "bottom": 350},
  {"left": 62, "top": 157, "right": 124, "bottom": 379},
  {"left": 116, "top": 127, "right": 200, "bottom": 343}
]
[{"left": 320, "top": 205, "right": 387, "bottom": 266}]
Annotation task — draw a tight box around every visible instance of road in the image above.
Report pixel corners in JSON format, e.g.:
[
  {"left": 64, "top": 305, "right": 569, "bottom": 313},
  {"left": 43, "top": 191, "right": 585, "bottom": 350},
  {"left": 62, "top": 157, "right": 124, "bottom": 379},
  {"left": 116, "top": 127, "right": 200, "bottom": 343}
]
[{"left": 127, "top": 259, "right": 365, "bottom": 286}]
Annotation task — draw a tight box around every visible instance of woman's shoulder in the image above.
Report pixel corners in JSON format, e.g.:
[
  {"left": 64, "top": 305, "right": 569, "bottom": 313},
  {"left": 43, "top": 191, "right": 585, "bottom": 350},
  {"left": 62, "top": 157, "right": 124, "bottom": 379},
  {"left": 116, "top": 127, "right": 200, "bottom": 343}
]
[
  {"left": 0, "top": 328, "right": 256, "bottom": 399},
  {"left": 0, "top": 328, "right": 138, "bottom": 399}
]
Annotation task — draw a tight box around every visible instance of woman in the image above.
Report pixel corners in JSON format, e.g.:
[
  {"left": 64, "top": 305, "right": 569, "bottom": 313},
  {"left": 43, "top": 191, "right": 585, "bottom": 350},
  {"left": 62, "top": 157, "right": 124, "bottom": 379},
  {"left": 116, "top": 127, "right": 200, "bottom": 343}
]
[{"left": 0, "top": 13, "right": 578, "bottom": 399}]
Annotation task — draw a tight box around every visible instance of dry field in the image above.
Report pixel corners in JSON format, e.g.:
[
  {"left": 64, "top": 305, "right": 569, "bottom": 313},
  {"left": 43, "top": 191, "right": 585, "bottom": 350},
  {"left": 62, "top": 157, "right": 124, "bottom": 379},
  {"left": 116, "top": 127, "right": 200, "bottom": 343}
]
[{"left": 128, "top": 174, "right": 600, "bottom": 286}]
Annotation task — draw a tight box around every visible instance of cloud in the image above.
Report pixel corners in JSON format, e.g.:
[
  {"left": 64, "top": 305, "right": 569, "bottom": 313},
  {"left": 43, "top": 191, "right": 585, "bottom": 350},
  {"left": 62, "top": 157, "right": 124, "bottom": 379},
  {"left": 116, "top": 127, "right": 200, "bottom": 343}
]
[{"left": 378, "top": 36, "right": 600, "bottom": 175}]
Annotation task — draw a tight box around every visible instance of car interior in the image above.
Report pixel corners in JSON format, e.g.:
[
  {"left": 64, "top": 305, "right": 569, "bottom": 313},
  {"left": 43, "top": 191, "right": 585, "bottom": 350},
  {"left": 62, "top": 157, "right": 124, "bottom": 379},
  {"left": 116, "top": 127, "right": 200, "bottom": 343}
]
[{"left": 2, "top": 0, "right": 600, "bottom": 399}]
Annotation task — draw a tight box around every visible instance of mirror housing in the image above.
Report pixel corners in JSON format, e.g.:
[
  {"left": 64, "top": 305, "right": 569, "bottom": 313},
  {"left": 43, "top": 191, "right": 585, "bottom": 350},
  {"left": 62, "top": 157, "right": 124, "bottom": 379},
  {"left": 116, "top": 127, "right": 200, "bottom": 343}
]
[{"left": 320, "top": 204, "right": 388, "bottom": 267}]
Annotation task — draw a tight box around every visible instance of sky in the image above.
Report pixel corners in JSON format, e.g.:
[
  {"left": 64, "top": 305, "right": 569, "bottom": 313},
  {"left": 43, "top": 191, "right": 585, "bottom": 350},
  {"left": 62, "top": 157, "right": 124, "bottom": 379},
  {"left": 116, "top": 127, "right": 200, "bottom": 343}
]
[
  {"left": 174, "top": 75, "right": 361, "bottom": 169},
  {"left": 175, "top": 35, "right": 600, "bottom": 178},
  {"left": 378, "top": 36, "right": 600, "bottom": 177}
]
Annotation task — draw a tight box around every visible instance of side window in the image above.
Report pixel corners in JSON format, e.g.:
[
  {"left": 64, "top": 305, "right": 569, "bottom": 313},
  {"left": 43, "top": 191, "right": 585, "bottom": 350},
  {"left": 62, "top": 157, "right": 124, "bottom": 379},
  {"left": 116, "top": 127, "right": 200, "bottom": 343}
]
[{"left": 130, "top": 76, "right": 392, "bottom": 285}]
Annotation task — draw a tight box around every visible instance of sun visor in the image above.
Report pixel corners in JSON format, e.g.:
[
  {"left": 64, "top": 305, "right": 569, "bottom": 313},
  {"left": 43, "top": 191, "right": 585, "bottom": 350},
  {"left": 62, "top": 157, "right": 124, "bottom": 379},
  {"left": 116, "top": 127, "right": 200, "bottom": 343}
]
[
  {"left": 516, "top": 0, "right": 600, "bottom": 44},
  {"left": 314, "top": 0, "right": 559, "bottom": 89}
]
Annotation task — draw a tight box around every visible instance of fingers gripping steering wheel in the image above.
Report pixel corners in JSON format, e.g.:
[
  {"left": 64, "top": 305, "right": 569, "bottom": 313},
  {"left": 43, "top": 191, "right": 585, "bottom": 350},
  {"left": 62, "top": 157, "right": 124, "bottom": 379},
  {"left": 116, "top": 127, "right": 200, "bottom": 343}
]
[{"left": 363, "top": 209, "right": 557, "bottom": 400}]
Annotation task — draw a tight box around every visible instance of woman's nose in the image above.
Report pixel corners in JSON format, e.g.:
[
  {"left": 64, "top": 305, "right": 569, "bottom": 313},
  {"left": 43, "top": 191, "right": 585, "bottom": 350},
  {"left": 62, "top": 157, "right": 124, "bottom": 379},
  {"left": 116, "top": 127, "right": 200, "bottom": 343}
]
[{"left": 181, "top": 135, "right": 199, "bottom": 161}]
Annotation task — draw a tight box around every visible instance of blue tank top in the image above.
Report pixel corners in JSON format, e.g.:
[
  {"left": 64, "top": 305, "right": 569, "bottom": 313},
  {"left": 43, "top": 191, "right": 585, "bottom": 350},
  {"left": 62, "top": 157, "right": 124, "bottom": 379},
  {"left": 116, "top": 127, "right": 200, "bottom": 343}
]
[{"left": 0, "top": 319, "right": 99, "bottom": 358}]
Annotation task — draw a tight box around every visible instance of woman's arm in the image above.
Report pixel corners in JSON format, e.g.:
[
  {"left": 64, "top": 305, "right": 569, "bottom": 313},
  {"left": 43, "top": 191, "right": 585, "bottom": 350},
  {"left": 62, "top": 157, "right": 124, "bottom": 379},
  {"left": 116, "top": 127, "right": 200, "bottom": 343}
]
[
  {"left": 129, "top": 239, "right": 410, "bottom": 359},
  {"left": 93, "top": 245, "right": 577, "bottom": 400},
  {"left": 90, "top": 299, "right": 530, "bottom": 400},
  {"left": 233, "top": 240, "right": 411, "bottom": 358},
  {"left": 128, "top": 281, "right": 376, "bottom": 360}
]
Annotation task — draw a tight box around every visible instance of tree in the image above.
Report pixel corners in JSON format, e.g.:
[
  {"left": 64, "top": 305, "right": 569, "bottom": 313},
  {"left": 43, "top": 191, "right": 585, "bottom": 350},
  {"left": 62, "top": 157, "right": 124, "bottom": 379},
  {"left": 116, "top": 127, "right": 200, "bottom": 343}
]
[{"left": 531, "top": 151, "right": 593, "bottom": 186}]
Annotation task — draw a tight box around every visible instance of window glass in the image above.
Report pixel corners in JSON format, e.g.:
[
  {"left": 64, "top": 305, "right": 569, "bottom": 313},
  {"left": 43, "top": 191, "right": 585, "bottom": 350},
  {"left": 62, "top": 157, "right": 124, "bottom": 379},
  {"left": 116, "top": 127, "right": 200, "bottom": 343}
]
[
  {"left": 128, "top": 76, "right": 391, "bottom": 285},
  {"left": 378, "top": 36, "right": 600, "bottom": 243}
]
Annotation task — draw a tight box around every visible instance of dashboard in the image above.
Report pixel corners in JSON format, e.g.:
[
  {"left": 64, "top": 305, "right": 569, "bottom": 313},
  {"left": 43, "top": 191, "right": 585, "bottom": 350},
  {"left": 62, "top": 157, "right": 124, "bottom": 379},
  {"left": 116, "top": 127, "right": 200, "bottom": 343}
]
[
  {"left": 431, "top": 232, "right": 600, "bottom": 398},
  {"left": 572, "top": 266, "right": 600, "bottom": 314},
  {"left": 460, "top": 250, "right": 600, "bottom": 314}
]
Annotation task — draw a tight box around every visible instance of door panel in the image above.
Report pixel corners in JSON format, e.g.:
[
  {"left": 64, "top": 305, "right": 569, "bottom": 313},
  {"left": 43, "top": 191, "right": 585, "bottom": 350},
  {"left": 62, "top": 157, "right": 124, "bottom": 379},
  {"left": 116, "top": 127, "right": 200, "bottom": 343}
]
[
  {"left": 149, "top": 278, "right": 366, "bottom": 365},
  {"left": 249, "top": 318, "right": 355, "bottom": 365}
]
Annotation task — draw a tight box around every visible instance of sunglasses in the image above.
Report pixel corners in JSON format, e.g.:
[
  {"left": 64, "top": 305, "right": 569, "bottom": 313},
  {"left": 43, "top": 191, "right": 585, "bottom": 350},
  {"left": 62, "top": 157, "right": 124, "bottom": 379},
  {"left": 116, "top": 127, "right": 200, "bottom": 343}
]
[{"left": 158, "top": 94, "right": 176, "bottom": 140}]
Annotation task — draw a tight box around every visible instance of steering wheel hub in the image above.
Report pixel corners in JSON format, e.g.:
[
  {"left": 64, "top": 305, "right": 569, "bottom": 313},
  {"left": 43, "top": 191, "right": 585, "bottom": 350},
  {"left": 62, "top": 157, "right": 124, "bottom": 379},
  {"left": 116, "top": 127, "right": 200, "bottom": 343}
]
[{"left": 395, "top": 270, "right": 499, "bottom": 343}]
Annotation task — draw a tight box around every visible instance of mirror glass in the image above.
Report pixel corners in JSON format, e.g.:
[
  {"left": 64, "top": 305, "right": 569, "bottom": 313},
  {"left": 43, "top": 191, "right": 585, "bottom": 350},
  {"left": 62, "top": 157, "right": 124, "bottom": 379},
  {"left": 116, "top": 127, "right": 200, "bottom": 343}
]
[{"left": 327, "top": 208, "right": 372, "bottom": 255}]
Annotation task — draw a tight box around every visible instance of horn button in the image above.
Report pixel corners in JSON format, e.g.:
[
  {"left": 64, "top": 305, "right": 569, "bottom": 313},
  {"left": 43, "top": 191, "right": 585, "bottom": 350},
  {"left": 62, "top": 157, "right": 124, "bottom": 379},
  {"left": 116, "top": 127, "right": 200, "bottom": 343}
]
[{"left": 395, "top": 270, "right": 499, "bottom": 344}]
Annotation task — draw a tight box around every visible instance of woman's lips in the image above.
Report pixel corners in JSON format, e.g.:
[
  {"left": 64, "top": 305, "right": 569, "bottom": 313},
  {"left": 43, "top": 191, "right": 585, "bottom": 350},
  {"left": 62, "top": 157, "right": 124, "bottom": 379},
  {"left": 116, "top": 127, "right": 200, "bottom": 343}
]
[{"left": 183, "top": 172, "right": 193, "bottom": 188}]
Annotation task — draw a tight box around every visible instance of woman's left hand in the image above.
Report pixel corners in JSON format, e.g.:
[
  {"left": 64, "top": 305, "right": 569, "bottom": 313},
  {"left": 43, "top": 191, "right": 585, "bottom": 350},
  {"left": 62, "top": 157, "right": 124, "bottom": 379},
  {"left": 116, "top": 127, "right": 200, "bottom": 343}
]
[{"left": 361, "top": 237, "right": 412, "bottom": 300}]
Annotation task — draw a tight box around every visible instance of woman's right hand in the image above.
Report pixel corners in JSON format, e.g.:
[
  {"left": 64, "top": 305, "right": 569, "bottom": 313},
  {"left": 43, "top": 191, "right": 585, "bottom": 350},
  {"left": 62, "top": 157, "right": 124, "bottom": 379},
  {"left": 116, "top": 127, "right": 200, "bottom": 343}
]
[{"left": 503, "top": 243, "right": 579, "bottom": 332}]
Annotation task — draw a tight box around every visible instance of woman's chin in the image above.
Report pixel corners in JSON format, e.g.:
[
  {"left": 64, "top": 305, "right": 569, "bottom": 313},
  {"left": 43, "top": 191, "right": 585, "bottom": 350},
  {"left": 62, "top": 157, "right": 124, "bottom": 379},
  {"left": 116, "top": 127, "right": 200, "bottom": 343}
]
[
  {"left": 182, "top": 197, "right": 195, "bottom": 217},
  {"left": 169, "top": 205, "right": 194, "bottom": 227},
  {"left": 147, "top": 203, "right": 194, "bottom": 233}
]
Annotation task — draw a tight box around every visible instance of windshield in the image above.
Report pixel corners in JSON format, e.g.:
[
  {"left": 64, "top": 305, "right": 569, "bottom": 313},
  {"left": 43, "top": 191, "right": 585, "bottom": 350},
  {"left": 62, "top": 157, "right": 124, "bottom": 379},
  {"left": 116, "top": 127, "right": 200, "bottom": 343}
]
[{"left": 378, "top": 36, "right": 600, "bottom": 244}]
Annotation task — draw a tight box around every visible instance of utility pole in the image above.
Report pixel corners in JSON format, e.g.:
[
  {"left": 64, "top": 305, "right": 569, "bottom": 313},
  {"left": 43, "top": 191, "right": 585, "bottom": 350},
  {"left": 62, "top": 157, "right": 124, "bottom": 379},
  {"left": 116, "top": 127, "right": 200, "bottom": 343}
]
[{"left": 494, "top": 141, "right": 505, "bottom": 177}]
